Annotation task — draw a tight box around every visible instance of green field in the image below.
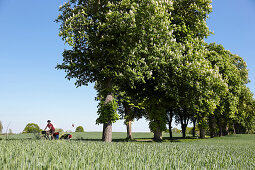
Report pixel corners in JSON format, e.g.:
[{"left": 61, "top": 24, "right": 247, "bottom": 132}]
[
  {"left": 0, "top": 133, "right": 254, "bottom": 169},
  {"left": 0, "top": 132, "right": 183, "bottom": 141}
]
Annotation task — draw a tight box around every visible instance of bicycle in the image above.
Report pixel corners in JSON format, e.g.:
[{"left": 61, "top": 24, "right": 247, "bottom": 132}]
[{"left": 41, "top": 131, "right": 52, "bottom": 140}]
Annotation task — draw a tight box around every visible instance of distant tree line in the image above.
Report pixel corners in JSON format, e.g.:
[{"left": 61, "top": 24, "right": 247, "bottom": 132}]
[{"left": 57, "top": 0, "right": 255, "bottom": 142}]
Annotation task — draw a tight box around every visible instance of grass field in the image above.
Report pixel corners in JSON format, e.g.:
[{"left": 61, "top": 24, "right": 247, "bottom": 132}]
[
  {"left": 0, "top": 133, "right": 254, "bottom": 169},
  {"left": 0, "top": 132, "right": 184, "bottom": 141}
]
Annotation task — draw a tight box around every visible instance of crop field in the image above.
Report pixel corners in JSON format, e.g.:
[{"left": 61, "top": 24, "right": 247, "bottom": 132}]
[
  {"left": 0, "top": 132, "right": 183, "bottom": 140},
  {"left": 0, "top": 134, "right": 254, "bottom": 169}
]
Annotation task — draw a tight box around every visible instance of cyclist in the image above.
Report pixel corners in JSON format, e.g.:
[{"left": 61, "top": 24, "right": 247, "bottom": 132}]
[{"left": 44, "top": 120, "right": 55, "bottom": 139}]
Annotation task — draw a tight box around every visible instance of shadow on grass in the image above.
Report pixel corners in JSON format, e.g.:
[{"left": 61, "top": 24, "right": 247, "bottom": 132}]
[
  {"left": 72, "top": 136, "right": 200, "bottom": 143},
  {"left": 1, "top": 135, "right": 201, "bottom": 143},
  {"left": 162, "top": 136, "right": 200, "bottom": 143}
]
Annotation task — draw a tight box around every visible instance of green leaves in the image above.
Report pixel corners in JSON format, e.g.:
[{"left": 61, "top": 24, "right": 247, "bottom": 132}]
[
  {"left": 96, "top": 99, "right": 119, "bottom": 124},
  {"left": 57, "top": 0, "right": 254, "bottom": 138},
  {"left": 23, "top": 123, "right": 41, "bottom": 133}
]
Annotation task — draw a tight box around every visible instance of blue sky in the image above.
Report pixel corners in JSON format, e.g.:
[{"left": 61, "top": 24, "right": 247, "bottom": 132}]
[{"left": 0, "top": 0, "right": 254, "bottom": 133}]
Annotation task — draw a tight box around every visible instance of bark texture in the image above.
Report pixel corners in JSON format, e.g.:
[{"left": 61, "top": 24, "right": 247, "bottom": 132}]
[
  {"left": 103, "top": 121, "right": 112, "bottom": 142},
  {"left": 200, "top": 128, "right": 205, "bottom": 139},
  {"left": 167, "top": 110, "right": 173, "bottom": 139},
  {"left": 126, "top": 120, "right": 132, "bottom": 140},
  {"left": 192, "top": 120, "right": 196, "bottom": 137},
  {"left": 168, "top": 124, "right": 173, "bottom": 139},
  {"left": 209, "top": 115, "right": 216, "bottom": 138},
  {"left": 102, "top": 78, "right": 113, "bottom": 142},
  {"left": 154, "top": 126, "right": 162, "bottom": 141},
  {"left": 124, "top": 104, "right": 133, "bottom": 140},
  {"left": 181, "top": 123, "right": 187, "bottom": 138}
]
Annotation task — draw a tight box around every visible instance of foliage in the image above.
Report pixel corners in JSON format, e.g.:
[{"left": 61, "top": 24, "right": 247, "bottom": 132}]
[
  {"left": 55, "top": 0, "right": 255, "bottom": 140},
  {"left": 56, "top": 0, "right": 176, "bottom": 141},
  {"left": 75, "top": 126, "right": 84, "bottom": 132},
  {"left": 96, "top": 99, "right": 119, "bottom": 124},
  {"left": 165, "top": 128, "right": 182, "bottom": 134},
  {"left": 23, "top": 123, "right": 41, "bottom": 133},
  {"left": 186, "top": 127, "right": 193, "bottom": 135}
]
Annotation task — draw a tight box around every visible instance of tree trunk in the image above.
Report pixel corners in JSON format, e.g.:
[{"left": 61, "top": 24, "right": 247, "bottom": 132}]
[
  {"left": 126, "top": 120, "right": 132, "bottom": 140},
  {"left": 217, "top": 120, "right": 223, "bottom": 137},
  {"left": 233, "top": 124, "right": 236, "bottom": 134},
  {"left": 181, "top": 123, "right": 187, "bottom": 138},
  {"left": 219, "top": 126, "right": 223, "bottom": 136},
  {"left": 209, "top": 115, "right": 216, "bottom": 138},
  {"left": 124, "top": 104, "right": 133, "bottom": 140},
  {"left": 102, "top": 78, "right": 113, "bottom": 142},
  {"left": 200, "top": 128, "right": 205, "bottom": 139},
  {"left": 168, "top": 122, "right": 173, "bottom": 139},
  {"left": 154, "top": 126, "right": 162, "bottom": 141},
  {"left": 223, "top": 125, "right": 229, "bottom": 136},
  {"left": 103, "top": 121, "right": 112, "bottom": 142},
  {"left": 167, "top": 111, "right": 173, "bottom": 139},
  {"left": 102, "top": 123, "right": 106, "bottom": 140},
  {"left": 192, "top": 120, "right": 196, "bottom": 137}
]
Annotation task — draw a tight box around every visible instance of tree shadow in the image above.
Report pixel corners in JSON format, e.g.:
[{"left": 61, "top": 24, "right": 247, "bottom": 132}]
[{"left": 70, "top": 135, "right": 201, "bottom": 143}]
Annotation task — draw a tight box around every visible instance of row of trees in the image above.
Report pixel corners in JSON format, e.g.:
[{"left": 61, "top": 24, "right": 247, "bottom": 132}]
[{"left": 57, "top": 0, "right": 255, "bottom": 142}]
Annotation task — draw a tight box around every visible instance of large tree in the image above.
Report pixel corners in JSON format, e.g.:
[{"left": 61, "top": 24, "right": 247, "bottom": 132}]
[{"left": 57, "top": 0, "right": 174, "bottom": 142}]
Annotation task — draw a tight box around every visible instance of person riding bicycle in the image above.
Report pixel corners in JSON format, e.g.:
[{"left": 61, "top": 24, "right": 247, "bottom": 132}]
[{"left": 44, "top": 120, "right": 55, "bottom": 139}]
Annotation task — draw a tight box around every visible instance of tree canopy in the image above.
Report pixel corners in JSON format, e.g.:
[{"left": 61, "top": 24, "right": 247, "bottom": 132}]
[
  {"left": 75, "top": 126, "right": 85, "bottom": 132},
  {"left": 23, "top": 123, "right": 41, "bottom": 133},
  {"left": 57, "top": 0, "right": 255, "bottom": 142}
]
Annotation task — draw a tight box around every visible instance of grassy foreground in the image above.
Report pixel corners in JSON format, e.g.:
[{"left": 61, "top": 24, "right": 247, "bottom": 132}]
[{"left": 0, "top": 133, "right": 254, "bottom": 169}]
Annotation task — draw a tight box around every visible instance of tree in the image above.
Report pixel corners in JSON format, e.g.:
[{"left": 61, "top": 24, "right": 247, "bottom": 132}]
[
  {"left": 206, "top": 43, "right": 249, "bottom": 137},
  {"left": 0, "top": 121, "right": 3, "bottom": 134},
  {"left": 57, "top": 0, "right": 175, "bottom": 142},
  {"left": 75, "top": 126, "right": 85, "bottom": 132},
  {"left": 148, "top": 0, "right": 220, "bottom": 139},
  {"left": 234, "top": 86, "right": 255, "bottom": 133},
  {"left": 23, "top": 123, "right": 41, "bottom": 133}
]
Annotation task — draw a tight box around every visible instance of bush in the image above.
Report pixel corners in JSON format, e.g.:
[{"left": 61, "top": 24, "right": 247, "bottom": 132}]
[
  {"left": 23, "top": 123, "right": 41, "bottom": 133},
  {"left": 172, "top": 128, "right": 181, "bottom": 133},
  {"left": 165, "top": 128, "right": 181, "bottom": 133},
  {"left": 75, "top": 126, "right": 84, "bottom": 132},
  {"left": 186, "top": 127, "right": 194, "bottom": 135}
]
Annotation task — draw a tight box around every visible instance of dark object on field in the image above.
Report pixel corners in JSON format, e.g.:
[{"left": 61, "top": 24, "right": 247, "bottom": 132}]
[
  {"left": 53, "top": 132, "right": 59, "bottom": 139},
  {"left": 60, "top": 134, "right": 72, "bottom": 139},
  {"left": 41, "top": 131, "right": 60, "bottom": 140},
  {"left": 41, "top": 131, "right": 51, "bottom": 140}
]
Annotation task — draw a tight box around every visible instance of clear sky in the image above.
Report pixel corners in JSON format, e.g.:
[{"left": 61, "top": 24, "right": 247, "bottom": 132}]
[{"left": 0, "top": 0, "right": 254, "bottom": 133}]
